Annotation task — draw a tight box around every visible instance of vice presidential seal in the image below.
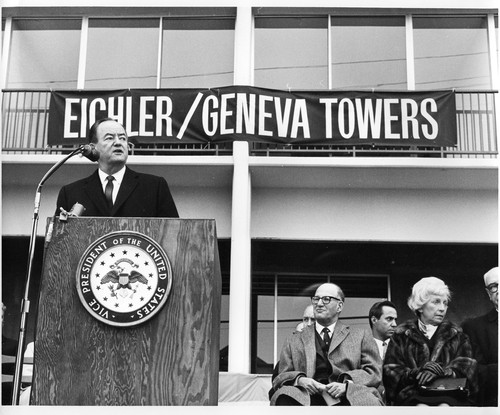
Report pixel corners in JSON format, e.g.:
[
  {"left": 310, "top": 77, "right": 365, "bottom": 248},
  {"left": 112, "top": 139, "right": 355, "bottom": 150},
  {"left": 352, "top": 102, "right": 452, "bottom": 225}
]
[{"left": 76, "top": 231, "right": 172, "bottom": 327}]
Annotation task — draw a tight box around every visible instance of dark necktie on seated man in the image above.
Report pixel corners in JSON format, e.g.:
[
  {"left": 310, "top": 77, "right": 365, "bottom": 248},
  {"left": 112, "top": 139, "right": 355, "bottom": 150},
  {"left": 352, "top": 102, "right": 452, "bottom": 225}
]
[
  {"left": 322, "top": 327, "right": 331, "bottom": 351},
  {"left": 105, "top": 176, "right": 114, "bottom": 208}
]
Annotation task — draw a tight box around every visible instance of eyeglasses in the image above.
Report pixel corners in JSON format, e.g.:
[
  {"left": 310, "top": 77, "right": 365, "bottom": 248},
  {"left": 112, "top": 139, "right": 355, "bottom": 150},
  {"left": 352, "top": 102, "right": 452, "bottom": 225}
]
[
  {"left": 311, "top": 296, "right": 342, "bottom": 305},
  {"left": 485, "top": 283, "right": 498, "bottom": 294}
]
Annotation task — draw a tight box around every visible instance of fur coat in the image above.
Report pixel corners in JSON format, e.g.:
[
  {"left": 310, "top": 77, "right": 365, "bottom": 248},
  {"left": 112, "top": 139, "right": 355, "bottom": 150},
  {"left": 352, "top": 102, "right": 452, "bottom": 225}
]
[{"left": 383, "top": 319, "right": 478, "bottom": 405}]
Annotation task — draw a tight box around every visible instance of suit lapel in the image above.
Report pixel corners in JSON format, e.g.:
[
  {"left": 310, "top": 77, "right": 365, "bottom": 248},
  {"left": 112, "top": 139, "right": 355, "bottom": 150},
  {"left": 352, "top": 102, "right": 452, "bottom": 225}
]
[
  {"left": 111, "top": 168, "right": 138, "bottom": 215},
  {"left": 303, "top": 326, "right": 316, "bottom": 377},
  {"left": 83, "top": 171, "right": 109, "bottom": 215},
  {"left": 329, "top": 321, "right": 349, "bottom": 354}
]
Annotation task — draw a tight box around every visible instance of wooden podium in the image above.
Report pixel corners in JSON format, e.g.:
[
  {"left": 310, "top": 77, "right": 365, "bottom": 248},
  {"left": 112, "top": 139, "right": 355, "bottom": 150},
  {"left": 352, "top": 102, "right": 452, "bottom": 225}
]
[{"left": 31, "top": 217, "right": 221, "bottom": 405}]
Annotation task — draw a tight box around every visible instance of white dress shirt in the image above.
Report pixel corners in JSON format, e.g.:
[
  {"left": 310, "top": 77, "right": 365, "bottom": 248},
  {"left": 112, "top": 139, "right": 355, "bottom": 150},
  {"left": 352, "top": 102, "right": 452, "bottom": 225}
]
[
  {"left": 98, "top": 166, "right": 126, "bottom": 204},
  {"left": 315, "top": 321, "right": 336, "bottom": 339},
  {"left": 374, "top": 338, "right": 390, "bottom": 360}
]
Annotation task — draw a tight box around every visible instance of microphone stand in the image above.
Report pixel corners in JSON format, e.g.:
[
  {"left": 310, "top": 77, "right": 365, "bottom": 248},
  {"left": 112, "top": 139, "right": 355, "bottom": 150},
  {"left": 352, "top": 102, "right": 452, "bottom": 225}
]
[{"left": 11, "top": 145, "right": 89, "bottom": 405}]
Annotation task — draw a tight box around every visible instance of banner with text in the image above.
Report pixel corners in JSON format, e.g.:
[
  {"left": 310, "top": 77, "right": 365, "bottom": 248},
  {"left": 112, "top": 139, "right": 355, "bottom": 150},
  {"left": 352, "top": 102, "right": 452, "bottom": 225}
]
[{"left": 48, "top": 87, "right": 457, "bottom": 147}]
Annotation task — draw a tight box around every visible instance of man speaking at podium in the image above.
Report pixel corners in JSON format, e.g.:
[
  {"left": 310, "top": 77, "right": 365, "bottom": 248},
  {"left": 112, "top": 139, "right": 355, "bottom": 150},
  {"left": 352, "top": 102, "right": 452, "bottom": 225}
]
[{"left": 56, "top": 118, "right": 179, "bottom": 218}]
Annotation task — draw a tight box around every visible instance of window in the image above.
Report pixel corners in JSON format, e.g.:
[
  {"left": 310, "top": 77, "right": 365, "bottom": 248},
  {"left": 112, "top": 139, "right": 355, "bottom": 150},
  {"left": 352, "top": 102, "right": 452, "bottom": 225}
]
[
  {"left": 254, "top": 17, "right": 328, "bottom": 90},
  {"left": 86, "top": 18, "right": 159, "bottom": 89},
  {"left": 413, "top": 16, "right": 491, "bottom": 89},
  {"left": 7, "top": 19, "right": 81, "bottom": 89},
  {"left": 161, "top": 18, "right": 235, "bottom": 88},
  {"left": 330, "top": 16, "right": 407, "bottom": 90}
]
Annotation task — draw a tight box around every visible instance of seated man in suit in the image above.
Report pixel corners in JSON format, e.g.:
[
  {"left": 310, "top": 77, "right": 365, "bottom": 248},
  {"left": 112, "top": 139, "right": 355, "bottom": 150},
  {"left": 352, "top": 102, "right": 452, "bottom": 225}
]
[
  {"left": 270, "top": 283, "right": 383, "bottom": 406},
  {"left": 368, "top": 300, "right": 398, "bottom": 361},
  {"left": 462, "top": 266, "right": 498, "bottom": 406},
  {"left": 56, "top": 118, "right": 178, "bottom": 218}
]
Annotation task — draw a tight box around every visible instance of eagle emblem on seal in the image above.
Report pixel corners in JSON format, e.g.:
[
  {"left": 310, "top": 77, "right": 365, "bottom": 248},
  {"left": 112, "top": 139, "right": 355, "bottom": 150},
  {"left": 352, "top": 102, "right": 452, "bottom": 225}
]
[{"left": 101, "top": 258, "right": 148, "bottom": 298}]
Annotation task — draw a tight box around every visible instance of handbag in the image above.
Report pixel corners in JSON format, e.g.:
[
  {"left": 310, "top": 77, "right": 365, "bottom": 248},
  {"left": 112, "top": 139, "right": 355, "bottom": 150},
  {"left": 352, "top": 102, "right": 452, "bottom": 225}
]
[{"left": 419, "top": 377, "right": 468, "bottom": 398}]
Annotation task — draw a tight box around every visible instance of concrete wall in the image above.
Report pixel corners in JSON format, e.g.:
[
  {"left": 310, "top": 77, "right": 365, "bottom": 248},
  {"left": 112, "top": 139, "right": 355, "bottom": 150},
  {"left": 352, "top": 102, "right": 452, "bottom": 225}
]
[
  {"left": 2, "top": 163, "right": 497, "bottom": 244},
  {"left": 252, "top": 187, "right": 498, "bottom": 243}
]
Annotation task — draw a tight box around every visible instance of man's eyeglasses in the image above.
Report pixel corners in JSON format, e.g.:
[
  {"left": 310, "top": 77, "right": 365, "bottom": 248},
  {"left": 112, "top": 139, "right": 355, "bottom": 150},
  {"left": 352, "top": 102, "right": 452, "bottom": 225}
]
[
  {"left": 311, "top": 296, "right": 342, "bottom": 305},
  {"left": 485, "top": 283, "right": 498, "bottom": 294}
]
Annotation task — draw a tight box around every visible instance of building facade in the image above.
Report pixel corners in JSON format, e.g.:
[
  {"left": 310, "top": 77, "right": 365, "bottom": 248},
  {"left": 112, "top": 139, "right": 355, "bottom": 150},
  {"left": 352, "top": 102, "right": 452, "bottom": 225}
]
[{"left": 1, "top": 0, "right": 498, "bottom": 394}]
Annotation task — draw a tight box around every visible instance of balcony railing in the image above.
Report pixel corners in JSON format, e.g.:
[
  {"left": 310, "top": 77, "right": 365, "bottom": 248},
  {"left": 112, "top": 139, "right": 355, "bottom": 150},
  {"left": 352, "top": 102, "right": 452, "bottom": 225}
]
[{"left": 1, "top": 90, "right": 497, "bottom": 158}]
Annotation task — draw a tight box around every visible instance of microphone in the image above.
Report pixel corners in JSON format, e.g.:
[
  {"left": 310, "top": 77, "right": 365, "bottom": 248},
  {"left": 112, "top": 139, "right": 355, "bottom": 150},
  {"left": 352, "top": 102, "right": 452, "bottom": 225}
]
[
  {"left": 13, "top": 143, "right": 93, "bottom": 404},
  {"left": 80, "top": 144, "right": 100, "bottom": 162}
]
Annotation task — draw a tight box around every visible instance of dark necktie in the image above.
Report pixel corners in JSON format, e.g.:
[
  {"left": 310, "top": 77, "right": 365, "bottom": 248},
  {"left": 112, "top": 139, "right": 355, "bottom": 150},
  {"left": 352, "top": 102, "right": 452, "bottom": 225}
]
[
  {"left": 321, "top": 327, "right": 331, "bottom": 348},
  {"left": 105, "top": 176, "right": 115, "bottom": 206}
]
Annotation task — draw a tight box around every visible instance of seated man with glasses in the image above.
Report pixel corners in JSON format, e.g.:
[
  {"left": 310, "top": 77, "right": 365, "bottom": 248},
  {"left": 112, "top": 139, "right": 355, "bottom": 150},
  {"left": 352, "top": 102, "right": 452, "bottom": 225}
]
[
  {"left": 462, "top": 266, "right": 498, "bottom": 406},
  {"left": 270, "top": 283, "right": 383, "bottom": 406}
]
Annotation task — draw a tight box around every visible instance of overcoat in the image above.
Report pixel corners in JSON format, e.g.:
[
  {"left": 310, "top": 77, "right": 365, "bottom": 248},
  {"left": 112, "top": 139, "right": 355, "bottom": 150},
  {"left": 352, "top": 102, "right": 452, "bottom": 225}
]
[
  {"left": 383, "top": 319, "right": 478, "bottom": 405},
  {"left": 462, "top": 309, "right": 498, "bottom": 406},
  {"left": 271, "top": 322, "right": 383, "bottom": 406},
  {"left": 56, "top": 167, "right": 179, "bottom": 218}
]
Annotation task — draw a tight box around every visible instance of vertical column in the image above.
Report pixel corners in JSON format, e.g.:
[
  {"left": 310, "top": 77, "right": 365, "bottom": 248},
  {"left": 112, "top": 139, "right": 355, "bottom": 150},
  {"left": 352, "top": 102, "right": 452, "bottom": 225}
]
[
  {"left": 228, "top": 141, "right": 252, "bottom": 373},
  {"left": 156, "top": 17, "right": 164, "bottom": 89},
  {"left": 77, "top": 17, "right": 89, "bottom": 90},
  {"left": 233, "top": 6, "right": 254, "bottom": 86},
  {"left": 487, "top": 14, "right": 498, "bottom": 90},
  {"left": 0, "top": 16, "right": 12, "bottom": 149},
  {"left": 327, "top": 14, "right": 332, "bottom": 89},
  {"left": 487, "top": 14, "right": 500, "bottom": 154},
  {"left": 405, "top": 14, "right": 415, "bottom": 91},
  {"left": 227, "top": 6, "right": 253, "bottom": 374},
  {"left": 1, "top": 17, "right": 12, "bottom": 89}
]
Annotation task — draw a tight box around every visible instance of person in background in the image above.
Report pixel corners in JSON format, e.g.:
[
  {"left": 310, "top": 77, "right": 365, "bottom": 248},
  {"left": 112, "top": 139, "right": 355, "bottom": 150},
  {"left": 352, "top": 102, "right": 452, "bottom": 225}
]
[
  {"left": 56, "top": 118, "right": 178, "bottom": 218},
  {"left": 2, "top": 302, "right": 18, "bottom": 405},
  {"left": 2, "top": 304, "right": 35, "bottom": 405},
  {"left": 2, "top": 303, "right": 17, "bottom": 356},
  {"left": 271, "top": 283, "right": 383, "bottom": 406},
  {"left": 295, "top": 304, "right": 315, "bottom": 333},
  {"left": 462, "top": 266, "right": 498, "bottom": 406},
  {"left": 383, "top": 277, "right": 478, "bottom": 406},
  {"left": 368, "top": 300, "right": 398, "bottom": 361}
]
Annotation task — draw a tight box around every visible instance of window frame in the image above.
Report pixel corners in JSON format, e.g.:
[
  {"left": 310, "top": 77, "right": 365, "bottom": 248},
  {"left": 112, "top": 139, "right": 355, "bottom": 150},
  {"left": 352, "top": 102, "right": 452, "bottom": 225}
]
[{"left": 251, "top": 9, "right": 498, "bottom": 91}]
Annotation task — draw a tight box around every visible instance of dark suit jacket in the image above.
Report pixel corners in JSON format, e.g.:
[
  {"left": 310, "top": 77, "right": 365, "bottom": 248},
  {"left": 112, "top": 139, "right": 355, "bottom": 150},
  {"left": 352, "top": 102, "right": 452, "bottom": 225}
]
[
  {"left": 56, "top": 167, "right": 178, "bottom": 218},
  {"left": 462, "top": 309, "right": 498, "bottom": 406},
  {"left": 271, "top": 323, "right": 383, "bottom": 406}
]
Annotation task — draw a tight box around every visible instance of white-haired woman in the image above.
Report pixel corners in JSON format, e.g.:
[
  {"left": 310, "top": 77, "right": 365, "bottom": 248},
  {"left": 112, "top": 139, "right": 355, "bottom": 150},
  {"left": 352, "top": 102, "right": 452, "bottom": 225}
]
[{"left": 383, "top": 277, "right": 478, "bottom": 406}]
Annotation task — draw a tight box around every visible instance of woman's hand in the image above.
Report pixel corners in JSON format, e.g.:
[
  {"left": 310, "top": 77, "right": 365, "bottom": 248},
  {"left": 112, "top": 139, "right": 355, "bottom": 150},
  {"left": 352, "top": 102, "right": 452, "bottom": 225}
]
[
  {"left": 416, "top": 361, "right": 445, "bottom": 385},
  {"left": 416, "top": 370, "right": 438, "bottom": 386},
  {"left": 421, "top": 361, "right": 445, "bottom": 376}
]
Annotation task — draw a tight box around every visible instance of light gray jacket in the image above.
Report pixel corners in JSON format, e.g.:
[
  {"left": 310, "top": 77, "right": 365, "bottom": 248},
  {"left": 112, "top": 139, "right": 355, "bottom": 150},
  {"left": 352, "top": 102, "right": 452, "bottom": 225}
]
[{"left": 271, "top": 322, "right": 383, "bottom": 406}]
